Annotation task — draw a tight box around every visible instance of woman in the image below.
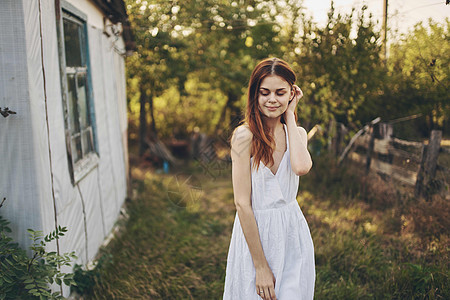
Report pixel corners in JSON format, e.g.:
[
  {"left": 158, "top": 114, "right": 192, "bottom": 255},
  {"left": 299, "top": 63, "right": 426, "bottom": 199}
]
[{"left": 223, "top": 58, "right": 315, "bottom": 300}]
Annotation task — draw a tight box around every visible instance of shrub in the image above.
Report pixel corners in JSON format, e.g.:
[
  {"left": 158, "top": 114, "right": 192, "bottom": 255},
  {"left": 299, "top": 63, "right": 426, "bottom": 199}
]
[
  {"left": 71, "top": 252, "right": 113, "bottom": 296},
  {"left": 0, "top": 202, "right": 77, "bottom": 299}
]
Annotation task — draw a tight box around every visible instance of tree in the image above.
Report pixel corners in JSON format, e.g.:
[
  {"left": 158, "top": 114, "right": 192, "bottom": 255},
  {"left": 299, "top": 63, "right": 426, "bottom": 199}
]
[
  {"left": 126, "top": 0, "right": 284, "bottom": 146},
  {"left": 374, "top": 19, "right": 449, "bottom": 137},
  {"left": 126, "top": 0, "right": 190, "bottom": 155},
  {"left": 293, "top": 3, "right": 385, "bottom": 131}
]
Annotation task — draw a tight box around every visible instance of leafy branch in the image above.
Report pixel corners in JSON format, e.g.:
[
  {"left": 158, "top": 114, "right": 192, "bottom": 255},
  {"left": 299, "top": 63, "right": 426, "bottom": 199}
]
[{"left": 0, "top": 198, "right": 77, "bottom": 299}]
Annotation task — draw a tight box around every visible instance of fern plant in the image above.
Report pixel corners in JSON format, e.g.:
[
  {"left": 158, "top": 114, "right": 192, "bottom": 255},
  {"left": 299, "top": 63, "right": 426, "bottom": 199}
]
[{"left": 0, "top": 200, "right": 77, "bottom": 299}]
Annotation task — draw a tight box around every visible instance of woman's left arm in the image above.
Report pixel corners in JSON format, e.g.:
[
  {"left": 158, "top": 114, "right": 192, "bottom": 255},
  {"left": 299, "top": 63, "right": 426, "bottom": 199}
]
[{"left": 284, "top": 85, "right": 313, "bottom": 176}]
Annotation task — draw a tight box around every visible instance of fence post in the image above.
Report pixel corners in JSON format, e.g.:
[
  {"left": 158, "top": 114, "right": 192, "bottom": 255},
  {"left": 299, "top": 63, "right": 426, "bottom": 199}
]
[
  {"left": 336, "top": 123, "right": 347, "bottom": 157},
  {"left": 328, "top": 119, "right": 337, "bottom": 155},
  {"left": 379, "top": 122, "right": 393, "bottom": 140},
  {"left": 414, "top": 130, "right": 442, "bottom": 199},
  {"left": 365, "top": 125, "right": 376, "bottom": 174}
]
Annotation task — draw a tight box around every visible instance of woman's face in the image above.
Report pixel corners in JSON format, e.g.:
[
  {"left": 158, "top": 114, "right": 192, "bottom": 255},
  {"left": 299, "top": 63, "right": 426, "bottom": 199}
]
[{"left": 258, "top": 75, "right": 292, "bottom": 119}]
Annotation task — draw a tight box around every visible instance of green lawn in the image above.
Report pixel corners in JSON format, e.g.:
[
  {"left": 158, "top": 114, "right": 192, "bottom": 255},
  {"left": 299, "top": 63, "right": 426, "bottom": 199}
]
[{"left": 73, "top": 156, "right": 449, "bottom": 299}]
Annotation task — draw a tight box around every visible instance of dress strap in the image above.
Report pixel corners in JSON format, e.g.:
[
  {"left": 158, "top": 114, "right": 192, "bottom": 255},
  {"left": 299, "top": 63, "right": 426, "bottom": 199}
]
[{"left": 284, "top": 123, "right": 289, "bottom": 149}]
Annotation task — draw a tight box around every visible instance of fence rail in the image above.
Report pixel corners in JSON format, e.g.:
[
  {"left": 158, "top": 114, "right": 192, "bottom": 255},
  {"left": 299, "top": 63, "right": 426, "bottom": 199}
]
[{"left": 331, "top": 120, "right": 449, "bottom": 199}]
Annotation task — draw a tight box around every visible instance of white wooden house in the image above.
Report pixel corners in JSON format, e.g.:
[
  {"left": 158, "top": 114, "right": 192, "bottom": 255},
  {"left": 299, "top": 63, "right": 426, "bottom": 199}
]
[{"left": 0, "top": 0, "right": 134, "bottom": 295}]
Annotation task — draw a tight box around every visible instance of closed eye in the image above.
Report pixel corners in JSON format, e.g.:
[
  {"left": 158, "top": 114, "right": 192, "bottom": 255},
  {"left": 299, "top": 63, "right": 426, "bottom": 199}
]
[{"left": 259, "top": 90, "right": 287, "bottom": 96}]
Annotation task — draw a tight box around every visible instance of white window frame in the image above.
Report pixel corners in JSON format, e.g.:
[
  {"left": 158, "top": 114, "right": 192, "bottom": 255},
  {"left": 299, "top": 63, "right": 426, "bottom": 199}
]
[{"left": 56, "top": 1, "right": 98, "bottom": 184}]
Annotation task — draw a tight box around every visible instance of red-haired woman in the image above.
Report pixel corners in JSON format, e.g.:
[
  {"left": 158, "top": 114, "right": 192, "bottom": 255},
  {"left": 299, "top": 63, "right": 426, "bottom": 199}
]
[{"left": 223, "top": 58, "right": 315, "bottom": 300}]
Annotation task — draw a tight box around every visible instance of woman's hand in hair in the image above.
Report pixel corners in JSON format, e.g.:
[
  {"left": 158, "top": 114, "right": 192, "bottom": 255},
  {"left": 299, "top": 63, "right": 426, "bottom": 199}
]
[{"left": 285, "top": 85, "right": 303, "bottom": 116}]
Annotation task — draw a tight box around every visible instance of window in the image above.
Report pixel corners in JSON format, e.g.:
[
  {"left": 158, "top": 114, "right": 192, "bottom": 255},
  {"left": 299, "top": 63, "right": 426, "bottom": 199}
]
[{"left": 57, "top": 2, "right": 98, "bottom": 183}]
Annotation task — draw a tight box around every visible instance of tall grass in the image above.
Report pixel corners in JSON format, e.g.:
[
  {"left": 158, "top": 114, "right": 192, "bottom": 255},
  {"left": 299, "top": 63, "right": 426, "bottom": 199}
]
[
  {"left": 301, "top": 154, "right": 449, "bottom": 299},
  {"left": 73, "top": 155, "right": 449, "bottom": 299},
  {"left": 73, "top": 165, "right": 234, "bottom": 299}
]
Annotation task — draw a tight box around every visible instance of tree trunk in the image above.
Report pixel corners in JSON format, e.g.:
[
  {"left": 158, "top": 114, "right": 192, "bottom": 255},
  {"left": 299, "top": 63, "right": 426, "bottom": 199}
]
[
  {"left": 139, "top": 85, "right": 147, "bottom": 156},
  {"left": 148, "top": 92, "right": 157, "bottom": 140},
  {"left": 215, "top": 91, "right": 240, "bottom": 133}
]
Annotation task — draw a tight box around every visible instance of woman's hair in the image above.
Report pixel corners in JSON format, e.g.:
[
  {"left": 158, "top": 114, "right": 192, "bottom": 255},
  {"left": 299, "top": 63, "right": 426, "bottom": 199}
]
[{"left": 242, "top": 57, "right": 298, "bottom": 171}]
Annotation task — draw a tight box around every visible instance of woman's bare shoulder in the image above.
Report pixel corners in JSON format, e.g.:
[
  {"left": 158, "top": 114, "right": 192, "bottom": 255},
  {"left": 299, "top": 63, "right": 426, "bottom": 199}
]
[
  {"left": 231, "top": 124, "right": 253, "bottom": 156},
  {"left": 232, "top": 124, "right": 253, "bottom": 140},
  {"left": 297, "top": 126, "right": 307, "bottom": 136},
  {"left": 297, "top": 126, "right": 308, "bottom": 144}
]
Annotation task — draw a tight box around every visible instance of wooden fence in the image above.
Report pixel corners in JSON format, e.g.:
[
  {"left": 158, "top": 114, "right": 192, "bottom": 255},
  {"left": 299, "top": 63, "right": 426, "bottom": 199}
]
[{"left": 332, "top": 120, "right": 449, "bottom": 199}]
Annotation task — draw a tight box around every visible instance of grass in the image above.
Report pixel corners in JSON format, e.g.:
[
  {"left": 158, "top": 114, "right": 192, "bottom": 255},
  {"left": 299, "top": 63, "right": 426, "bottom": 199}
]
[
  {"left": 302, "top": 154, "right": 449, "bottom": 299},
  {"left": 73, "top": 155, "right": 449, "bottom": 299},
  {"left": 72, "top": 161, "right": 235, "bottom": 299}
]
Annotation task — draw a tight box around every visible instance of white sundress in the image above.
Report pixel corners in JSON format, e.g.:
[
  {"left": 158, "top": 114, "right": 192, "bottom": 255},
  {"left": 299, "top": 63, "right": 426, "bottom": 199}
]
[{"left": 223, "top": 123, "right": 315, "bottom": 300}]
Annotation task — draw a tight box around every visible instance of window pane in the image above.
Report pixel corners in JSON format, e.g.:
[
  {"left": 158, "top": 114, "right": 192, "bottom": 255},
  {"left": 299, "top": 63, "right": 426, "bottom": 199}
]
[
  {"left": 60, "top": 13, "right": 96, "bottom": 168},
  {"left": 67, "top": 74, "right": 81, "bottom": 135},
  {"left": 82, "top": 129, "right": 93, "bottom": 155},
  {"left": 76, "top": 73, "right": 90, "bottom": 129},
  {"left": 63, "top": 18, "right": 84, "bottom": 67},
  {"left": 72, "top": 135, "right": 82, "bottom": 163}
]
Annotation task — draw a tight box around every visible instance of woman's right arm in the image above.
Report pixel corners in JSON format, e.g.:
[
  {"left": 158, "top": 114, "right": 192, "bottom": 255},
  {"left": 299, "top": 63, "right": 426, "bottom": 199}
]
[{"left": 230, "top": 125, "right": 277, "bottom": 300}]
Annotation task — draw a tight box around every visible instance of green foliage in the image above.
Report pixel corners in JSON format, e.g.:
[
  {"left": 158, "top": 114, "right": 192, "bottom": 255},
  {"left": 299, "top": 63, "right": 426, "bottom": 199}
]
[
  {"left": 125, "top": 1, "right": 448, "bottom": 143},
  {"left": 71, "top": 253, "right": 113, "bottom": 295},
  {"left": 359, "top": 19, "right": 450, "bottom": 138},
  {"left": 151, "top": 76, "right": 228, "bottom": 138},
  {"left": 126, "top": 0, "right": 285, "bottom": 137},
  {"left": 0, "top": 213, "right": 77, "bottom": 299},
  {"left": 292, "top": 3, "right": 385, "bottom": 130},
  {"left": 125, "top": 1, "right": 390, "bottom": 141}
]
